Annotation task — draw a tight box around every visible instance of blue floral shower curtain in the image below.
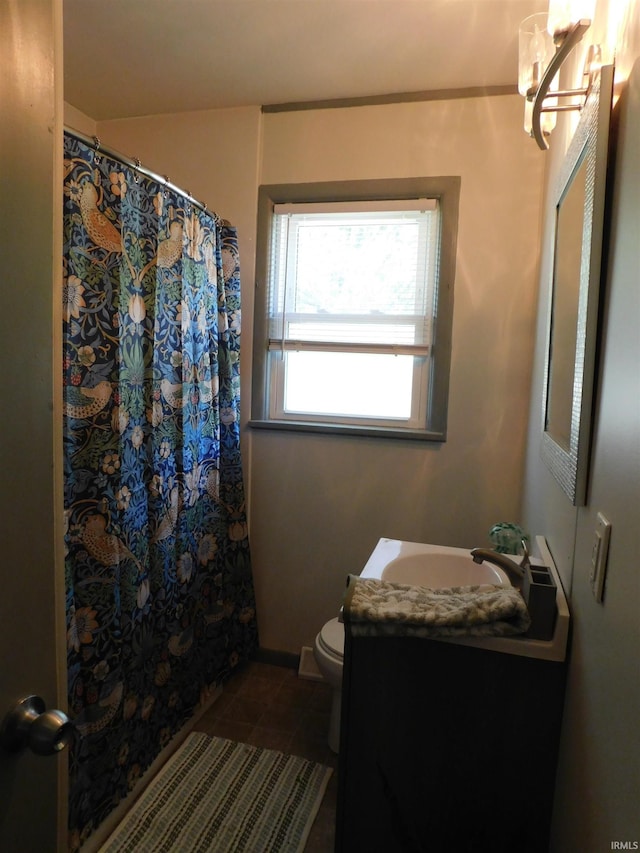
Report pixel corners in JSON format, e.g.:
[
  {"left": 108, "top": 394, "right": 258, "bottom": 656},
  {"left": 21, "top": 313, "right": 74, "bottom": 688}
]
[{"left": 62, "top": 132, "right": 258, "bottom": 848}]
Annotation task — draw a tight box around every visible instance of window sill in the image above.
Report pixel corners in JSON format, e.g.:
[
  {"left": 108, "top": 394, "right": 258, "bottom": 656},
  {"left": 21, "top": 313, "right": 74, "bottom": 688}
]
[{"left": 248, "top": 418, "right": 446, "bottom": 442}]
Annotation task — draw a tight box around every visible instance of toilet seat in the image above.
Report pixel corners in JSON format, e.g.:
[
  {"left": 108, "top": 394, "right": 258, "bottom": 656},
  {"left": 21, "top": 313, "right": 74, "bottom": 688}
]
[{"left": 318, "top": 617, "right": 344, "bottom": 661}]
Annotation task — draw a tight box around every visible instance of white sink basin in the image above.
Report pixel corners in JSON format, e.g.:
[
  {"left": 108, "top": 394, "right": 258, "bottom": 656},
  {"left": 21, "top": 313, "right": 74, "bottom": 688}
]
[
  {"left": 358, "top": 537, "right": 570, "bottom": 662},
  {"left": 382, "top": 552, "right": 509, "bottom": 587},
  {"left": 361, "top": 538, "right": 510, "bottom": 588}
]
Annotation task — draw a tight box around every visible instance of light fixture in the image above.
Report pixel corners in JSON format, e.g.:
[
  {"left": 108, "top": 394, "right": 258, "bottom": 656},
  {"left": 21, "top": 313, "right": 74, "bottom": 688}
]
[
  {"left": 518, "top": 2, "right": 601, "bottom": 149},
  {"left": 519, "top": 13, "right": 558, "bottom": 138}
]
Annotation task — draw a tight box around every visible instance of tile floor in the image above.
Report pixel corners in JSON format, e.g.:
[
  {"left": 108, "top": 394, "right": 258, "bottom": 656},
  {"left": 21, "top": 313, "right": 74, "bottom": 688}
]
[{"left": 193, "top": 660, "right": 338, "bottom": 852}]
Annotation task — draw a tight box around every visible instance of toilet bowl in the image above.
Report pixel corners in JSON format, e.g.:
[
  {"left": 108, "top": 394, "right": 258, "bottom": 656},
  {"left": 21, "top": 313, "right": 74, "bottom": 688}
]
[{"left": 313, "top": 617, "right": 345, "bottom": 753}]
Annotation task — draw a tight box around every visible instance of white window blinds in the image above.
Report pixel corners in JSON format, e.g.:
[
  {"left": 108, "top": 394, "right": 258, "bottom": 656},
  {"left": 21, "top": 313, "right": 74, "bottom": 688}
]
[{"left": 267, "top": 199, "right": 440, "bottom": 357}]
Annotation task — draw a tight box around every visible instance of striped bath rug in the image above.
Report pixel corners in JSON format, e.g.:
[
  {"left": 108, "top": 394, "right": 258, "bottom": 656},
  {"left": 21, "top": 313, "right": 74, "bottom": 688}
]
[{"left": 99, "top": 732, "right": 333, "bottom": 852}]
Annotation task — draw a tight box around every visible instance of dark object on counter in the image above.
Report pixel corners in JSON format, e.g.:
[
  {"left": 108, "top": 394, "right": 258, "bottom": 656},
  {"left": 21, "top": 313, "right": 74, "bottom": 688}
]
[{"left": 522, "top": 565, "right": 557, "bottom": 641}]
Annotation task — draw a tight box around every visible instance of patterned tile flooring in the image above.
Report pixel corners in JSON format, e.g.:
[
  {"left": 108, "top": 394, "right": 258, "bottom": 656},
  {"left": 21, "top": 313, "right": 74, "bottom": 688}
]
[{"left": 193, "top": 661, "right": 338, "bottom": 852}]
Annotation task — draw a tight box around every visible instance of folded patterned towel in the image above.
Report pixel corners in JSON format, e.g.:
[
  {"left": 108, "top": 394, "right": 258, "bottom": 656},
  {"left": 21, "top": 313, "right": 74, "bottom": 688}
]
[{"left": 343, "top": 575, "right": 531, "bottom": 638}]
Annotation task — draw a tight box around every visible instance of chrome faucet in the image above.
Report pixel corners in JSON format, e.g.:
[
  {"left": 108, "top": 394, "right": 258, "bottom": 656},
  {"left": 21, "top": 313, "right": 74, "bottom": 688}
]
[{"left": 470, "top": 539, "right": 531, "bottom": 585}]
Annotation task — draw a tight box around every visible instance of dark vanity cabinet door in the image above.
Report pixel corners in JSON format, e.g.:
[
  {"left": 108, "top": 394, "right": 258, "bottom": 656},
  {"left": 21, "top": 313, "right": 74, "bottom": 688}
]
[{"left": 336, "top": 631, "right": 567, "bottom": 853}]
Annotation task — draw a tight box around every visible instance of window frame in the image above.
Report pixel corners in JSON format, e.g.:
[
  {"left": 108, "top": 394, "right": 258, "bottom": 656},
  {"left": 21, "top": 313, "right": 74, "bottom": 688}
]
[{"left": 250, "top": 177, "right": 460, "bottom": 441}]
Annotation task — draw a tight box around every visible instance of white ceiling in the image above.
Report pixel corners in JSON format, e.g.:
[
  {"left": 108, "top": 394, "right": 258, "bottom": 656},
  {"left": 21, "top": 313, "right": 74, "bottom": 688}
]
[{"left": 63, "top": 0, "right": 543, "bottom": 121}]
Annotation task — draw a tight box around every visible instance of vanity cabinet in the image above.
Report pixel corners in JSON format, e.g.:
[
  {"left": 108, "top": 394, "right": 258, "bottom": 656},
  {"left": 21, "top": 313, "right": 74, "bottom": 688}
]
[{"left": 335, "top": 631, "right": 567, "bottom": 852}]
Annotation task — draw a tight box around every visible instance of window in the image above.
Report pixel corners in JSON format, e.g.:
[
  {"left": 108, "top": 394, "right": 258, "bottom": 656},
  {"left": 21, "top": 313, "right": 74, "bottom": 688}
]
[{"left": 251, "top": 178, "right": 459, "bottom": 440}]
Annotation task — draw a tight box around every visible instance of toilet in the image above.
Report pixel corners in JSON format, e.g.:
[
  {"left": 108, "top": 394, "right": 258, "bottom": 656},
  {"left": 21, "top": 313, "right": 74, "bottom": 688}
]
[{"left": 313, "top": 617, "right": 345, "bottom": 753}]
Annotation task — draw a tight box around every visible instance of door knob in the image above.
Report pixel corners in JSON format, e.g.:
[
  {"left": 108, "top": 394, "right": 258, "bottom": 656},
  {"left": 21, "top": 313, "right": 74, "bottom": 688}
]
[{"left": 1, "top": 695, "right": 73, "bottom": 755}]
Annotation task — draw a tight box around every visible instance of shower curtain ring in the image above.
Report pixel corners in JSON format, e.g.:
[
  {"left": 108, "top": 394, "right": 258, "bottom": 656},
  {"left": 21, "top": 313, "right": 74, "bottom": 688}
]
[
  {"left": 133, "top": 158, "right": 141, "bottom": 183},
  {"left": 163, "top": 176, "right": 170, "bottom": 198},
  {"left": 92, "top": 136, "right": 101, "bottom": 163}
]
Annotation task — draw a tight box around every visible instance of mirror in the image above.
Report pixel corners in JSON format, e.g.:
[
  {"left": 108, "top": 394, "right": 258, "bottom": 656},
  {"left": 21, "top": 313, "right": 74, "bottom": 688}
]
[
  {"left": 545, "top": 154, "right": 587, "bottom": 450},
  {"left": 541, "top": 64, "right": 614, "bottom": 505}
]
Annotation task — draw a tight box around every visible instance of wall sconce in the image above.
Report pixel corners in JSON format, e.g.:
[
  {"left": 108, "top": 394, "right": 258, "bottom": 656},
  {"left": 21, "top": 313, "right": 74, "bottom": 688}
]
[{"left": 518, "top": 2, "right": 601, "bottom": 149}]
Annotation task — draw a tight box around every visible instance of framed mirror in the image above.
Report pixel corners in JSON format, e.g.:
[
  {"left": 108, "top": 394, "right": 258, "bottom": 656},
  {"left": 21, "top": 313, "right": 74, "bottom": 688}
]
[{"left": 541, "top": 64, "right": 614, "bottom": 505}]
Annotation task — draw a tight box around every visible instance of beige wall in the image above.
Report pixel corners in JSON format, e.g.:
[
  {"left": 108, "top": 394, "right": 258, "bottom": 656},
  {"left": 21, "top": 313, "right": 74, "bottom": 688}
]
[
  {"left": 64, "top": 101, "right": 96, "bottom": 136},
  {"left": 254, "top": 96, "right": 545, "bottom": 654},
  {"left": 87, "top": 94, "right": 546, "bottom": 657},
  {"left": 522, "top": 0, "right": 640, "bottom": 846}
]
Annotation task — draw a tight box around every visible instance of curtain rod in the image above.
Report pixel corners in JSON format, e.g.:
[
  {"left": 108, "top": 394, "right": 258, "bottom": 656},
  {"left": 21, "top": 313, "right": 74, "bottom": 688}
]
[{"left": 64, "top": 126, "right": 220, "bottom": 222}]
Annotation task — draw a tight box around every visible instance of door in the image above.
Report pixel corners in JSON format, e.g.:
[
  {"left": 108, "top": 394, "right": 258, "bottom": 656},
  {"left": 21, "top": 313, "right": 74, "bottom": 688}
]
[{"left": 0, "top": 0, "right": 66, "bottom": 850}]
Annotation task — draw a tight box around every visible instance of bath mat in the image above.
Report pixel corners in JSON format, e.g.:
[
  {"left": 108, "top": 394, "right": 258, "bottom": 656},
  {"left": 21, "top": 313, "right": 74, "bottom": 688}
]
[{"left": 98, "top": 732, "right": 332, "bottom": 853}]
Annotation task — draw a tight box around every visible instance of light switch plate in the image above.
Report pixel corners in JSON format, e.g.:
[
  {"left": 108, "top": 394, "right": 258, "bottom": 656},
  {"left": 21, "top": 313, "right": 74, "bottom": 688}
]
[{"left": 590, "top": 512, "right": 611, "bottom": 603}]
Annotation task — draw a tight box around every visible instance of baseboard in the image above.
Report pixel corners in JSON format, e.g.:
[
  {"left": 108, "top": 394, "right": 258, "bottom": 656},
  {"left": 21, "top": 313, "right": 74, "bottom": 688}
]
[{"left": 252, "top": 646, "right": 300, "bottom": 670}]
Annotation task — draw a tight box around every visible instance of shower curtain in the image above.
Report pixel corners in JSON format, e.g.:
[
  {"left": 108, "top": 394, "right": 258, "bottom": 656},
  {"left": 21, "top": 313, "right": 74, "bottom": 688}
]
[{"left": 62, "top": 132, "right": 258, "bottom": 848}]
